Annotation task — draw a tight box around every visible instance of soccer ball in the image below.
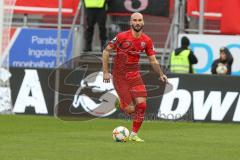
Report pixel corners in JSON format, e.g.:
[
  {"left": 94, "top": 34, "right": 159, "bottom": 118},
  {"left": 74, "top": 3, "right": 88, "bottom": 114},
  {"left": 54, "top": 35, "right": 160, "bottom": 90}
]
[
  {"left": 112, "top": 126, "right": 129, "bottom": 142},
  {"left": 216, "top": 63, "right": 228, "bottom": 74}
]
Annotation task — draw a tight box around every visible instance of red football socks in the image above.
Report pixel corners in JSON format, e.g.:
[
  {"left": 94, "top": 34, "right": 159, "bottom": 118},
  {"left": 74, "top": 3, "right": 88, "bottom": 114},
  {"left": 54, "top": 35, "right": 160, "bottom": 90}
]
[{"left": 132, "top": 102, "right": 147, "bottom": 133}]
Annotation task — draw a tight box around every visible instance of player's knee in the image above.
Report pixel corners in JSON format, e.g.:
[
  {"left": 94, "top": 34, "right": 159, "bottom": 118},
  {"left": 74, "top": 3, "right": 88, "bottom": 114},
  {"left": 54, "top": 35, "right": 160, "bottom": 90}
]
[
  {"left": 136, "top": 102, "right": 147, "bottom": 112},
  {"left": 135, "top": 97, "right": 146, "bottom": 105},
  {"left": 124, "top": 105, "right": 135, "bottom": 114}
]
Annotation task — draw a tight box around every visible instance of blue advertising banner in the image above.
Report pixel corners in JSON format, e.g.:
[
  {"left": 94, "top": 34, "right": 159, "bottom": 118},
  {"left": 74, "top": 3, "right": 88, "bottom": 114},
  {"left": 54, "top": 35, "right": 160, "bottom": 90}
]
[{"left": 8, "top": 28, "right": 73, "bottom": 68}]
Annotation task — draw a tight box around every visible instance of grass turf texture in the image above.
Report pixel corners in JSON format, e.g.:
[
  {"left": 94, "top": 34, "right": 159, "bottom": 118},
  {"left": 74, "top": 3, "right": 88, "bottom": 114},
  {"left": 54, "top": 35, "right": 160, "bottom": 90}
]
[{"left": 0, "top": 115, "right": 240, "bottom": 160}]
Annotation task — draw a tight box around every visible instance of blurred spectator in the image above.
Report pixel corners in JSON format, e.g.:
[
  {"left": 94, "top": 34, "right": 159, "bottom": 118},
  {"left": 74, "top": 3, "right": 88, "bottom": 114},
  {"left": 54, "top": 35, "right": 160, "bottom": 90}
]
[
  {"left": 170, "top": 36, "right": 198, "bottom": 73},
  {"left": 107, "top": 23, "right": 121, "bottom": 41},
  {"left": 211, "top": 47, "right": 233, "bottom": 75},
  {"left": 84, "top": 0, "right": 107, "bottom": 52}
]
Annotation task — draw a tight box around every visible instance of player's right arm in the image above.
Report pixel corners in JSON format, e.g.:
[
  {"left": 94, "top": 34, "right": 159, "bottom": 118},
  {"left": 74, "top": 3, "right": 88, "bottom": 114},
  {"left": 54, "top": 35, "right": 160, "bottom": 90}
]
[
  {"left": 102, "top": 35, "right": 120, "bottom": 83},
  {"left": 102, "top": 44, "right": 115, "bottom": 83}
]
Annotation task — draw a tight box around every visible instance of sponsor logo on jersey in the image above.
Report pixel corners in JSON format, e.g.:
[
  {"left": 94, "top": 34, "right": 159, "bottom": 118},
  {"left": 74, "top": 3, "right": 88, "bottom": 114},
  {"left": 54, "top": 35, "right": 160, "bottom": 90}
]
[{"left": 140, "top": 41, "right": 146, "bottom": 49}]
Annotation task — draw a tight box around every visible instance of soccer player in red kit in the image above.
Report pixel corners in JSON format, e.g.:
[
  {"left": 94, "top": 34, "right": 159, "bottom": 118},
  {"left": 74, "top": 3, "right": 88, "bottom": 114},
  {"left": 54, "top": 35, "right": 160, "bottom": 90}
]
[{"left": 102, "top": 12, "right": 168, "bottom": 142}]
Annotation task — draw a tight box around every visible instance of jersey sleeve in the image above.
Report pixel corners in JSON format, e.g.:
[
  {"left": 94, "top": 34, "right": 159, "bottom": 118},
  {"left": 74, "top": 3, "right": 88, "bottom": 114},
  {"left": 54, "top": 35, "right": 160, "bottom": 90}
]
[
  {"left": 145, "top": 38, "right": 156, "bottom": 56},
  {"left": 108, "top": 34, "right": 120, "bottom": 49}
]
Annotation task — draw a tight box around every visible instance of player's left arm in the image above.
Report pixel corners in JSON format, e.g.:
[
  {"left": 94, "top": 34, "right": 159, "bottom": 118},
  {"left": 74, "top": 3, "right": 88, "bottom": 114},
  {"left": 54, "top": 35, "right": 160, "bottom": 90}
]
[
  {"left": 145, "top": 38, "right": 168, "bottom": 83},
  {"left": 148, "top": 55, "right": 168, "bottom": 83}
]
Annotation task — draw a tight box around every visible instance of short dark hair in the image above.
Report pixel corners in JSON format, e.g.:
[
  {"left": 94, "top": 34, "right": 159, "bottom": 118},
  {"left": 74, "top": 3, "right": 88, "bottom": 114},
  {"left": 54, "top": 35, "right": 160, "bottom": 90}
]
[{"left": 181, "top": 36, "right": 190, "bottom": 47}]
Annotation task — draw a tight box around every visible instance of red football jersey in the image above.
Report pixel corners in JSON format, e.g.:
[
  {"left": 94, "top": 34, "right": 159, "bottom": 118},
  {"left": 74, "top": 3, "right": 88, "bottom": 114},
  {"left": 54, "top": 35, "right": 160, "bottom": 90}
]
[{"left": 109, "top": 30, "right": 155, "bottom": 74}]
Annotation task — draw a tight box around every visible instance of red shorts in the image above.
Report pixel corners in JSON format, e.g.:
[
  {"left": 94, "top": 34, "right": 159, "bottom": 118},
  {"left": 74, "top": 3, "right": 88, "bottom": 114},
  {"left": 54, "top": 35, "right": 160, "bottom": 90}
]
[{"left": 113, "top": 71, "right": 147, "bottom": 110}]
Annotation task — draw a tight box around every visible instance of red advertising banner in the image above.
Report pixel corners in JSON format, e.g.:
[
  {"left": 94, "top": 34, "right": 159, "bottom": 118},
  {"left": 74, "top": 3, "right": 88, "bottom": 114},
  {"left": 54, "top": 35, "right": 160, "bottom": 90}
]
[
  {"left": 13, "top": 0, "right": 79, "bottom": 15},
  {"left": 187, "top": 0, "right": 222, "bottom": 20},
  {"left": 187, "top": 0, "right": 240, "bottom": 34},
  {"left": 220, "top": 0, "right": 240, "bottom": 34}
]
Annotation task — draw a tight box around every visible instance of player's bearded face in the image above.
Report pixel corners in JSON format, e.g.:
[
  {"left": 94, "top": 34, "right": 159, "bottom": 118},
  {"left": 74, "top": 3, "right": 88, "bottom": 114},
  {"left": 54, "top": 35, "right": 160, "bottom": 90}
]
[
  {"left": 131, "top": 23, "right": 143, "bottom": 32},
  {"left": 130, "top": 18, "right": 144, "bottom": 32}
]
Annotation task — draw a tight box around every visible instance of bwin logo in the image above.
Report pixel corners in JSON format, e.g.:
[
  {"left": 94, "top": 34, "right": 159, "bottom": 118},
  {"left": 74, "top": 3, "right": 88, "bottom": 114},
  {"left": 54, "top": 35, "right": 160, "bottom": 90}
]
[
  {"left": 159, "top": 78, "right": 240, "bottom": 122},
  {"left": 72, "top": 72, "right": 118, "bottom": 117}
]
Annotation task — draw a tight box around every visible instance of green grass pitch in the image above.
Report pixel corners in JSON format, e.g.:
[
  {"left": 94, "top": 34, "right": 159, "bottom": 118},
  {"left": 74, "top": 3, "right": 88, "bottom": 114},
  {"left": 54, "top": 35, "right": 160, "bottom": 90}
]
[{"left": 0, "top": 115, "right": 240, "bottom": 160}]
